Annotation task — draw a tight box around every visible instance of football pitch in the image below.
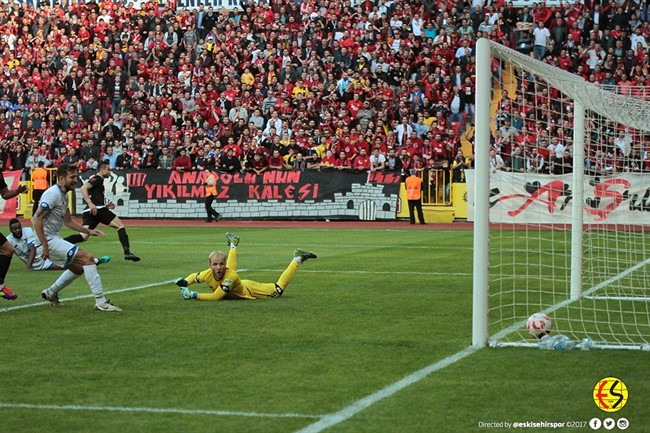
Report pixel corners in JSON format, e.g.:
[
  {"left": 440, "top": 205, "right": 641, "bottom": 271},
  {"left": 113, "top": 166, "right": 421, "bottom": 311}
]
[{"left": 1, "top": 225, "right": 647, "bottom": 433}]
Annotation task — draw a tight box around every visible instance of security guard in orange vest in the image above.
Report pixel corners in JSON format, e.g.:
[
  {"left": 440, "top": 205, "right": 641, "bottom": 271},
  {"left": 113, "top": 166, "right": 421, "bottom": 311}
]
[
  {"left": 205, "top": 166, "right": 221, "bottom": 223},
  {"left": 405, "top": 168, "right": 426, "bottom": 225},
  {"left": 31, "top": 162, "right": 49, "bottom": 216}
]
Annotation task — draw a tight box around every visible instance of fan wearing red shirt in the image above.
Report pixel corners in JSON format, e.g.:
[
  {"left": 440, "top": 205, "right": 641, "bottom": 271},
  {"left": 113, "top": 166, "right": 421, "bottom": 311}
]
[
  {"left": 557, "top": 49, "right": 573, "bottom": 71},
  {"left": 431, "top": 133, "right": 447, "bottom": 160},
  {"left": 321, "top": 150, "right": 337, "bottom": 168},
  {"left": 248, "top": 152, "right": 269, "bottom": 175},
  {"left": 347, "top": 93, "right": 364, "bottom": 119},
  {"left": 352, "top": 148, "right": 371, "bottom": 172},
  {"left": 336, "top": 136, "right": 358, "bottom": 160},
  {"left": 268, "top": 149, "right": 285, "bottom": 170},
  {"left": 536, "top": 138, "right": 551, "bottom": 159},
  {"left": 334, "top": 151, "right": 352, "bottom": 171},
  {"left": 172, "top": 148, "right": 192, "bottom": 171},
  {"left": 353, "top": 135, "right": 370, "bottom": 155},
  {"left": 159, "top": 107, "right": 174, "bottom": 131}
]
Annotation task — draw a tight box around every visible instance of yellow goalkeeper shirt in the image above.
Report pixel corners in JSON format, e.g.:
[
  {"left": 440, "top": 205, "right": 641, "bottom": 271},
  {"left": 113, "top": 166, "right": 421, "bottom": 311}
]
[{"left": 185, "top": 268, "right": 257, "bottom": 301}]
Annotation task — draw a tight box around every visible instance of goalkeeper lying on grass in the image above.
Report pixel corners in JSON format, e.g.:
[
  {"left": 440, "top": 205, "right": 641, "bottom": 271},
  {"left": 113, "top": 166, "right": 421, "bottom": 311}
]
[{"left": 175, "top": 232, "right": 317, "bottom": 301}]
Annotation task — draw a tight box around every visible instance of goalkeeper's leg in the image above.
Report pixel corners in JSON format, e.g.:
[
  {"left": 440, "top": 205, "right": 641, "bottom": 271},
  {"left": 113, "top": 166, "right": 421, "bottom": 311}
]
[{"left": 245, "top": 260, "right": 299, "bottom": 299}]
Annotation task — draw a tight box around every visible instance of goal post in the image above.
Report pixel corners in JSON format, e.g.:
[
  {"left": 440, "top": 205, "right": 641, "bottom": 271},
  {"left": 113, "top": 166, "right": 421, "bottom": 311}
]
[{"left": 472, "top": 39, "right": 650, "bottom": 350}]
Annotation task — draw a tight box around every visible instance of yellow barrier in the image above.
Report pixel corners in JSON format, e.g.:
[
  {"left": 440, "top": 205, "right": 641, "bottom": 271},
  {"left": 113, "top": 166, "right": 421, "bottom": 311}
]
[
  {"left": 17, "top": 181, "right": 30, "bottom": 218},
  {"left": 424, "top": 169, "right": 451, "bottom": 206},
  {"left": 453, "top": 183, "right": 468, "bottom": 219},
  {"left": 18, "top": 168, "right": 58, "bottom": 218}
]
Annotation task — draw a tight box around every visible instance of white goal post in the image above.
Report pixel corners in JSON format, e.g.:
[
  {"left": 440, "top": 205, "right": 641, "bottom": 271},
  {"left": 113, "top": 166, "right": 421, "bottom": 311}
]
[{"left": 472, "top": 38, "right": 650, "bottom": 350}]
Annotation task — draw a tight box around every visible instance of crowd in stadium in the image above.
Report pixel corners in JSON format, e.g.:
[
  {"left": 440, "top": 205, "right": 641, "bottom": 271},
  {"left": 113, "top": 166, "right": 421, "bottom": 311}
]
[{"left": 0, "top": 0, "right": 649, "bottom": 182}]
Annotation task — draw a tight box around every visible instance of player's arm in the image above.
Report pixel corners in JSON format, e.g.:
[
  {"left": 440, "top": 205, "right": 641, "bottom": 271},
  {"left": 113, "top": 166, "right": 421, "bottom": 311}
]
[
  {"left": 0, "top": 183, "right": 28, "bottom": 200},
  {"left": 80, "top": 180, "right": 98, "bottom": 215},
  {"left": 176, "top": 270, "right": 228, "bottom": 301},
  {"left": 32, "top": 205, "right": 50, "bottom": 260},
  {"left": 63, "top": 209, "right": 104, "bottom": 237},
  {"left": 24, "top": 243, "right": 37, "bottom": 271}
]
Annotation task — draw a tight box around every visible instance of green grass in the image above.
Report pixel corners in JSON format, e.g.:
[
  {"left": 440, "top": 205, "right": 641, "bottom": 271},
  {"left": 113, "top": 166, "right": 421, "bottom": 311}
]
[{"left": 1, "top": 226, "right": 647, "bottom": 433}]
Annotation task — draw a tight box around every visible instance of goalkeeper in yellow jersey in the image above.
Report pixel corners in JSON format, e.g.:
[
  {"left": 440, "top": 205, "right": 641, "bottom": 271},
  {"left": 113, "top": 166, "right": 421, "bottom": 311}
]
[{"left": 175, "top": 233, "right": 317, "bottom": 301}]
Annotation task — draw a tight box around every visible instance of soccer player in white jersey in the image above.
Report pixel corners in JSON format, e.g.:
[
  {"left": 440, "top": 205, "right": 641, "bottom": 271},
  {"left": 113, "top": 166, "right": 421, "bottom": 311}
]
[
  {"left": 6, "top": 218, "right": 110, "bottom": 272},
  {"left": 32, "top": 164, "right": 121, "bottom": 312}
]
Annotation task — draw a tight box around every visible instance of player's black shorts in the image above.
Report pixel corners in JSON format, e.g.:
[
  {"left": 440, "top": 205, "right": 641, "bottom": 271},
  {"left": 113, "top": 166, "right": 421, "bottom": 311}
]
[
  {"left": 0, "top": 232, "right": 6, "bottom": 246},
  {"left": 82, "top": 207, "right": 117, "bottom": 229}
]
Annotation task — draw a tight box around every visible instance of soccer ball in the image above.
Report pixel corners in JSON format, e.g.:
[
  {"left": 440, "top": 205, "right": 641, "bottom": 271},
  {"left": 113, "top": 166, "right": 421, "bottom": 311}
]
[{"left": 527, "top": 313, "right": 552, "bottom": 338}]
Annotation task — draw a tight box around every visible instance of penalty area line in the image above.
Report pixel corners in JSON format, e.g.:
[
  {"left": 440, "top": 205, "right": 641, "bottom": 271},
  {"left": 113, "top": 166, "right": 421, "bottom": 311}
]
[
  {"left": 0, "top": 402, "right": 320, "bottom": 419},
  {"left": 295, "top": 346, "right": 480, "bottom": 433}
]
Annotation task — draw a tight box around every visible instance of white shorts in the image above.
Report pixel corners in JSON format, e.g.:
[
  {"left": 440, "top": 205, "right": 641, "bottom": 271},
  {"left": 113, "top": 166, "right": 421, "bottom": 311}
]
[
  {"left": 46, "top": 236, "right": 79, "bottom": 268},
  {"left": 31, "top": 258, "right": 57, "bottom": 271}
]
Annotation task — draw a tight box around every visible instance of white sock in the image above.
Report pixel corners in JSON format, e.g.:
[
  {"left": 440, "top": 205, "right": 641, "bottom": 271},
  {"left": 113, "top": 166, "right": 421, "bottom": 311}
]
[
  {"left": 49, "top": 270, "right": 80, "bottom": 294},
  {"left": 294, "top": 256, "right": 302, "bottom": 264},
  {"left": 83, "top": 264, "right": 106, "bottom": 305}
]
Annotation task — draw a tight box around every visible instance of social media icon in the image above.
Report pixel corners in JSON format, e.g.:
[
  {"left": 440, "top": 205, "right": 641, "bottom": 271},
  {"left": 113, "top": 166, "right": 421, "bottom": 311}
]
[
  {"left": 617, "top": 418, "right": 629, "bottom": 430},
  {"left": 603, "top": 418, "right": 615, "bottom": 431},
  {"left": 589, "top": 418, "right": 602, "bottom": 430}
]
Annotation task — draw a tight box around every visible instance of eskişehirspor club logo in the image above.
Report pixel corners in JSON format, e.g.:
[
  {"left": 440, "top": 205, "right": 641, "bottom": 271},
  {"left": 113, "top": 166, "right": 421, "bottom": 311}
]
[{"left": 593, "top": 377, "right": 628, "bottom": 412}]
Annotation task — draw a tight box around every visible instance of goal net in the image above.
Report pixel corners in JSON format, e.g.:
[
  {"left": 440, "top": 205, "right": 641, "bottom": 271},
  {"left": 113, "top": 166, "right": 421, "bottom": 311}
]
[{"left": 471, "top": 39, "right": 650, "bottom": 350}]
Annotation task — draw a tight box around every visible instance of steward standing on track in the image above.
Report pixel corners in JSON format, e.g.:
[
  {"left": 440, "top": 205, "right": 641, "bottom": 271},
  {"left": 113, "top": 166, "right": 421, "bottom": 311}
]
[{"left": 204, "top": 166, "right": 221, "bottom": 223}]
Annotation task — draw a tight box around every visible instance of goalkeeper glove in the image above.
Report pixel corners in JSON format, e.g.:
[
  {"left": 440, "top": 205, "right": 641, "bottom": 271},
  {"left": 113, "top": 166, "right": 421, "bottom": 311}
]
[
  {"left": 175, "top": 277, "right": 189, "bottom": 287},
  {"left": 180, "top": 287, "right": 198, "bottom": 300}
]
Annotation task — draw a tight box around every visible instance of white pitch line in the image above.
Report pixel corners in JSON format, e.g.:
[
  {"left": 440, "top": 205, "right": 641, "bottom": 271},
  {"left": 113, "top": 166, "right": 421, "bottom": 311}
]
[
  {"left": 134, "top": 241, "right": 471, "bottom": 250},
  {"left": 0, "top": 280, "right": 174, "bottom": 313},
  {"left": 0, "top": 268, "right": 467, "bottom": 314},
  {"left": 254, "top": 269, "right": 471, "bottom": 277},
  {"left": 295, "top": 346, "right": 480, "bottom": 433},
  {"left": 0, "top": 402, "right": 320, "bottom": 419}
]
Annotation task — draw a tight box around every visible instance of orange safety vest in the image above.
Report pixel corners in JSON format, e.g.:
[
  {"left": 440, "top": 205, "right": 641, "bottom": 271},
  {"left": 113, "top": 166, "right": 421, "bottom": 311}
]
[
  {"left": 405, "top": 175, "right": 422, "bottom": 200},
  {"left": 205, "top": 172, "right": 217, "bottom": 196},
  {"left": 32, "top": 167, "right": 49, "bottom": 191}
]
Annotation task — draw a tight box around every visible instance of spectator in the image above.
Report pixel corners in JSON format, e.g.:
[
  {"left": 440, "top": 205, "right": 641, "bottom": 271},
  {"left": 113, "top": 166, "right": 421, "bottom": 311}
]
[
  {"left": 268, "top": 150, "right": 285, "bottom": 171},
  {"left": 321, "top": 150, "right": 336, "bottom": 169},
  {"left": 293, "top": 152, "right": 307, "bottom": 171},
  {"left": 352, "top": 148, "right": 371, "bottom": 172},
  {"left": 509, "top": 146, "right": 527, "bottom": 173},
  {"left": 158, "top": 147, "right": 174, "bottom": 170},
  {"left": 140, "top": 149, "right": 159, "bottom": 170},
  {"left": 172, "top": 148, "right": 192, "bottom": 172},
  {"left": 247, "top": 152, "right": 269, "bottom": 175},
  {"left": 533, "top": 20, "right": 551, "bottom": 60},
  {"left": 489, "top": 148, "right": 505, "bottom": 173},
  {"left": 116, "top": 146, "right": 134, "bottom": 170},
  {"left": 306, "top": 151, "right": 322, "bottom": 171},
  {"left": 219, "top": 148, "right": 242, "bottom": 173},
  {"left": 369, "top": 149, "right": 386, "bottom": 172}
]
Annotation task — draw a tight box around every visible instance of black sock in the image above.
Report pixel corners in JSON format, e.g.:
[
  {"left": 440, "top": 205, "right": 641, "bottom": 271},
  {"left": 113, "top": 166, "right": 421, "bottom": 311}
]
[
  {"left": 64, "top": 234, "right": 85, "bottom": 244},
  {"left": 0, "top": 254, "right": 12, "bottom": 285},
  {"left": 118, "top": 228, "right": 130, "bottom": 253}
]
